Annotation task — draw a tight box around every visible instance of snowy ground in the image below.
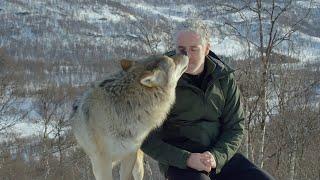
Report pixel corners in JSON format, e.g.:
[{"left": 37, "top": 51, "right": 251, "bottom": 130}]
[{"left": 0, "top": 97, "right": 70, "bottom": 142}]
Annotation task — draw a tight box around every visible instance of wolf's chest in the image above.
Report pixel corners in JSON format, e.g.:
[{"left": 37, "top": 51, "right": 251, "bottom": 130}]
[{"left": 108, "top": 138, "right": 140, "bottom": 161}]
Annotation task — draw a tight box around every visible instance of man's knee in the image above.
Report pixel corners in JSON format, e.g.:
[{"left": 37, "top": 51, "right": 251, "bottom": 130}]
[
  {"left": 218, "top": 153, "right": 275, "bottom": 180},
  {"left": 166, "top": 166, "right": 210, "bottom": 180},
  {"left": 229, "top": 167, "right": 274, "bottom": 180}
]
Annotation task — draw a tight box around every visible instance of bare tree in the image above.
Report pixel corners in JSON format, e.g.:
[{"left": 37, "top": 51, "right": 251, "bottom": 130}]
[
  {"left": 129, "top": 16, "right": 173, "bottom": 55},
  {"left": 269, "top": 61, "right": 320, "bottom": 179},
  {"left": 0, "top": 48, "right": 27, "bottom": 134},
  {"left": 207, "top": 0, "right": 314, "bottom": 169},
  {"left": 34, "top": 85, "right": 66, "bottom": 179}
]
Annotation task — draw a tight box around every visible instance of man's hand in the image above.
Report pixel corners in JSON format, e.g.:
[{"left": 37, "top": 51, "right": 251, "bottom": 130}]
[
  {"left": 200, "top": 151, "right": 216, "bottom": 169},
  {"left": 186, "top": 153, "right": 212, "bottom": 173}
]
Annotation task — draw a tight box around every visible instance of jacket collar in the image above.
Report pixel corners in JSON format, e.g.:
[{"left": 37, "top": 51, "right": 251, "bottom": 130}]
[{"left": 204, "top": 50, "right": 234, "bottom": 82}]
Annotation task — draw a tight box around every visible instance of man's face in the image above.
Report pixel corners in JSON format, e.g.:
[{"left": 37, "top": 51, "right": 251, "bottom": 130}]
[{"left": 176, "top": 31, "right": 210, "bottom": 75}]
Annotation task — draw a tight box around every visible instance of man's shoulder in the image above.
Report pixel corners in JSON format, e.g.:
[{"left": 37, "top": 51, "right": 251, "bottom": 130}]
[
  {"left": 207, "top": 51, "right": 234, "bottom": 73},
  {"left": 202, "top": 51, "right": 234, "bottom": 82}
]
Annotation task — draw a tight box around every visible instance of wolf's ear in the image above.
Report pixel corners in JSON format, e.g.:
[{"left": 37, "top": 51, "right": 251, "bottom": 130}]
[
  {"left": 120, "top": 59, "right": 135, "bottom": 71},
  {"left": 140, "top": 70, "right": 161, "bottom": 88}
]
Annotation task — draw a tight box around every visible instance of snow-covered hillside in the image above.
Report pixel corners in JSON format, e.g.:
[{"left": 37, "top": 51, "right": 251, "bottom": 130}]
[
  {"left": 0, "top": 0, "right": 319, "bottom": 62},
  {"left": 0, "top": 0, "right": 320, "bottom": 140}
]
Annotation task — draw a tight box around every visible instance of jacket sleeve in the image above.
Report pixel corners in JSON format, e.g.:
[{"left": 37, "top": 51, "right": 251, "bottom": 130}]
[
  {"left": 209, "top": 72, "right": 245, "bottom": 174},
  {"left": 141, "top": 127, "right": 191, "bottom": 169}
]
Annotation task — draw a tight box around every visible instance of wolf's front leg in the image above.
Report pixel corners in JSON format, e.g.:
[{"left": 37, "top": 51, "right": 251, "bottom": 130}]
[
  {"left": 90, "top": 155, "right": 113, "bottom": 180},
  {"left": 132, "top": 149, "right": 144, "bottom": 180},
  {"left": 120, "top": 150, "right": 144, "bottom": 180}
]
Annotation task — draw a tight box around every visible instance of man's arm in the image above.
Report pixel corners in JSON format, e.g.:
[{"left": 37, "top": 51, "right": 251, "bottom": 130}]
[
  {"left": 209, "top": 72, "right": 245, "bottom": 174},
  {"left": 141, "top": 127, "right": 191, "bottom": 169},
  {"left": 142, "top": 126, "right": 218, "bottom": 173}
]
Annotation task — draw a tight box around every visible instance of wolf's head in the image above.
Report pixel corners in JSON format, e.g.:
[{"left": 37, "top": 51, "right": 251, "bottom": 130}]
[{"left": 120, "top": 55, "right": 189, "bottom": 89}]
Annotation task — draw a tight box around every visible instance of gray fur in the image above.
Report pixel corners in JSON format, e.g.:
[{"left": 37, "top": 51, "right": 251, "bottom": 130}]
[{"left": 71, "top": 55, "right": 188, "bottom": 180}]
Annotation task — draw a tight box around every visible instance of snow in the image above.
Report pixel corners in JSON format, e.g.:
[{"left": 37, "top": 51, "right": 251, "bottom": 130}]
[
  {"left": 1, "top": 0, "right": 319, "bottom": 63},
  {"left": 75, "top": 6, "right": 122, "bottom": 23},
  {"left": 127, "top": 2, "right": 190, "bottom": 22},
  {"left": 316, "top": 85, "right": 320, "bottom": 95},
  {"left": 296, "top": 1, "right": 318, "bottom": 8},
  {"left": 226, "top": 10, "right": 257, "bottom": 23},
  {"left": 0, "top": 96, "right": 71, "bottom": 142},
  {"left": 12, "top": 122, "right": 44, "bottom": 137},
  {"left": 293, "top": 32, "right": 320, "bottom": 61},
  {"left": 211, "top": 36, "right": 248, "bottom": 58}
]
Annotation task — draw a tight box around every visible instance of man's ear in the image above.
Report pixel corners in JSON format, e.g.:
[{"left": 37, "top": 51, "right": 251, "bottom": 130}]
[
  {"left": 140, "top": 70, "right": 161, "bottom": 88},
  {"left": 205, "top": 43, "right": 210, "bottom": 56},
  {"left": 120, "top": 59, "right": 135, "bottom": 71}
]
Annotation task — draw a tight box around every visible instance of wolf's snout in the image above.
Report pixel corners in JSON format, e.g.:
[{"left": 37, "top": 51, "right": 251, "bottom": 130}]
[
  {"left": 171, "top": 54, "right": 189, "bottom": 75},
  {"left": 172, "top": 54, "right": 189, "bottom": 66},
  {"left": 181, "top": 55, "right": 189, "bottom": 71}
]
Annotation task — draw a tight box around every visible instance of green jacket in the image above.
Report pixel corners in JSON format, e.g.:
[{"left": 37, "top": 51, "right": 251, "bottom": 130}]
[{"left": 141, "top": 50, "right": 245, "bottom": 175}]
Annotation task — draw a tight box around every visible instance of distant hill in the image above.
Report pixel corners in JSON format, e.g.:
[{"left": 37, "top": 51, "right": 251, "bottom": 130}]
[{"left": 0, "top": 0, "right": 319, "bottom": 62}]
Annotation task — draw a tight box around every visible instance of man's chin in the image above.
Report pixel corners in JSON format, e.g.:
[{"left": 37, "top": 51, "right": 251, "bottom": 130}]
[
  {"left": 185, "top": 71, "right": 198, "bottom": 75},
  {"left": 185, "top": 67, "right": 194, "bottom": 74}
]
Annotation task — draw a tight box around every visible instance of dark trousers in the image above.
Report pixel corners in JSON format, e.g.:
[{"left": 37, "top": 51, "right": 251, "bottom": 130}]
[{"left": 166, "top": 153, "right": 274, "bottom": 180}]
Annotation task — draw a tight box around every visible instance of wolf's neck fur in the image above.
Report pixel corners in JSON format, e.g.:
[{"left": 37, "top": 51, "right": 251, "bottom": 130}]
[{"left": 98, "top": 72, "right": 175, "bottom": 140}]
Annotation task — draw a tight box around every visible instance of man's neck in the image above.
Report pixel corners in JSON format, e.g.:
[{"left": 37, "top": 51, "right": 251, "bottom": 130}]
[{"left": 187, "top": 63, "right": 205, "bottom": 76}]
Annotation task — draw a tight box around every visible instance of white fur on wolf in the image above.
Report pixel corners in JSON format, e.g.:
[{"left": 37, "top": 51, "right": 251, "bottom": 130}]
[{"left": 71, "top": 55, "right": 188, "bottom": 180}]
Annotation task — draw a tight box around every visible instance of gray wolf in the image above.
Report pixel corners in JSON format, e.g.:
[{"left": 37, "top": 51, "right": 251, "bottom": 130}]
[{"left": 71, "top": 54, "right": 188, "bottom": 180}]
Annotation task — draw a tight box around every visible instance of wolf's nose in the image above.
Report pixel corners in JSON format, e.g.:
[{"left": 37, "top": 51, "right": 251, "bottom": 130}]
[{"left": 179, "top": 49, "right": 188, "bottom": 56}]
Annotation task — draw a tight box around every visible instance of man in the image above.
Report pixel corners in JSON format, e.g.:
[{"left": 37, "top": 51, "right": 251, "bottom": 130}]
[{"left": 141, "top": 19, "right": 273, "bottom": 180}]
